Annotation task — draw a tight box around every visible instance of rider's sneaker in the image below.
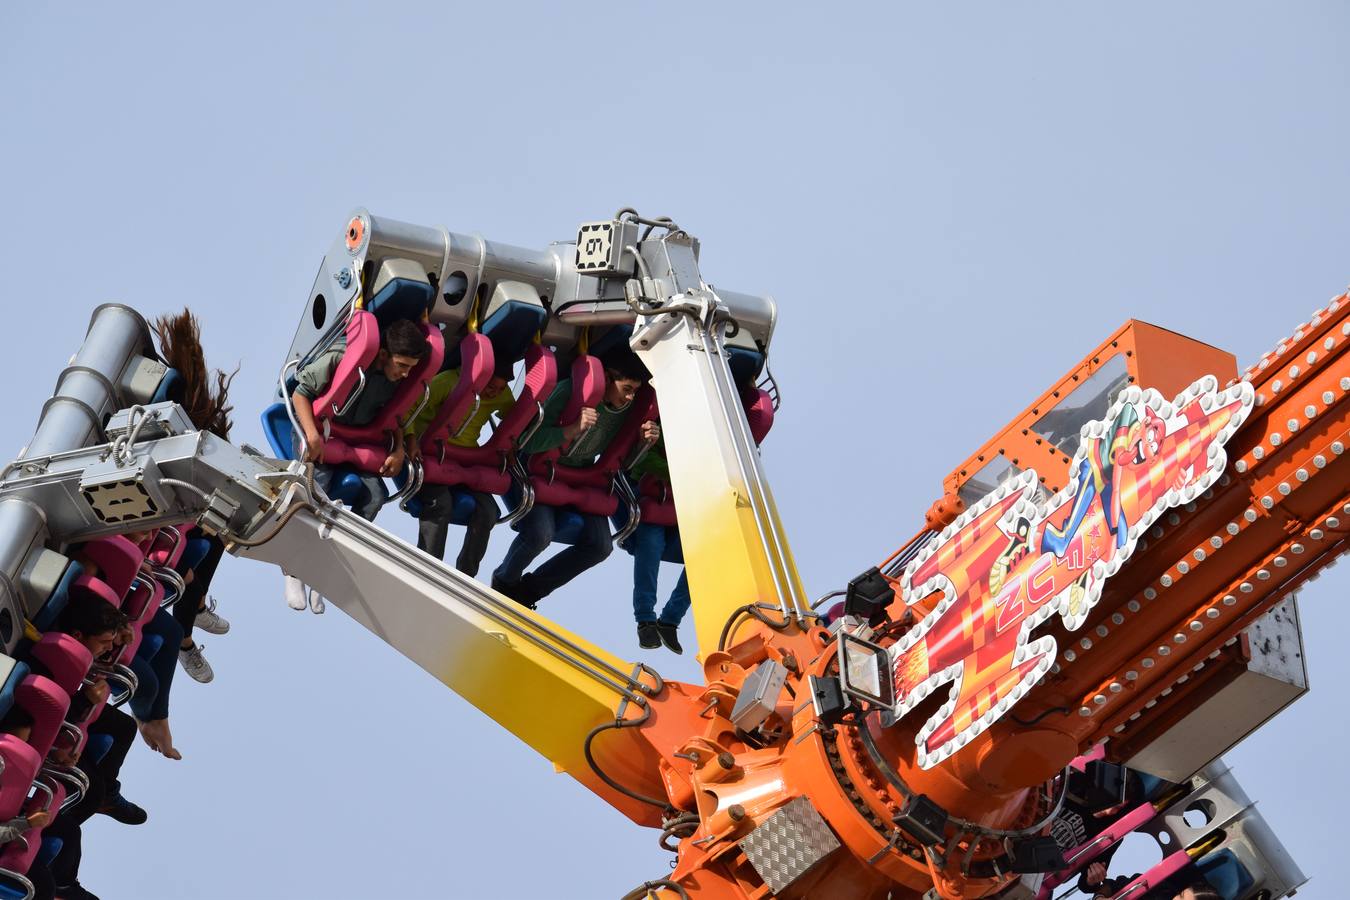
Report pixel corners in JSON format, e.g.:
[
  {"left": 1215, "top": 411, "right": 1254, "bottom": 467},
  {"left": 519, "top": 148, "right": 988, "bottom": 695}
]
[
  {"left": 309, "top": 591, "right": 326, "bottom": 615},
  {"left": 194, "top": 597, "right": 230, "bottom": 635},
  {"left": 178, "top": 643, "right": 214, "bottom": 684},
  {"left": 284, "top": 576, "right": 307, "bottom": 611}
]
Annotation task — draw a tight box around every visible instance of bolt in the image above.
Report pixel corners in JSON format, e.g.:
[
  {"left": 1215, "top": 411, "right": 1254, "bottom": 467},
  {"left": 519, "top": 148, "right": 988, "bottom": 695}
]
[
  {"left": 728, "top": 804, "right": 746, "bottom": 822},
  {"left": 718, "top": 752, "right": 736, "bottom": 770}
]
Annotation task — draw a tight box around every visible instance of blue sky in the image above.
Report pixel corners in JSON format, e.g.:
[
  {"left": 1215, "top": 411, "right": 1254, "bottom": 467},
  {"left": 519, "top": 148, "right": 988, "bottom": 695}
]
[{"left": 2, "top": 3, "right": 1348, "bottom": 897}]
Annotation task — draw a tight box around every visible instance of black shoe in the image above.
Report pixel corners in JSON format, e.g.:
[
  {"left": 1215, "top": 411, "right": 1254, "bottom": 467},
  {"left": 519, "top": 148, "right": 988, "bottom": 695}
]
[
  {"left": 491, "top": 575, "right": 536, "bottom": 611},
  {"left": 56, "top": 883, "right": 101, "bottom": 900},
  {"left": 657, "top": 623, "right": 683, "bottom": 655},
  {"left": 98, "top": 793, "right": 148, "bottom": 825},
  {"left": 637, "top": 622, "right": 661, "bottom": 650}
]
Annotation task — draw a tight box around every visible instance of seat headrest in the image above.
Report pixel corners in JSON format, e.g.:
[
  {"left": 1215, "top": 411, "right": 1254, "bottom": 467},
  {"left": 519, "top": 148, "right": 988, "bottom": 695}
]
[
  {"left": 560, "top": 355, "right": 605, "bottom": 428},
  {"left": 726, "top": 345, "right": 766, "bottom": 390},
  {"left": 367, "top": 258, "right": 435, "bottom": 326}
]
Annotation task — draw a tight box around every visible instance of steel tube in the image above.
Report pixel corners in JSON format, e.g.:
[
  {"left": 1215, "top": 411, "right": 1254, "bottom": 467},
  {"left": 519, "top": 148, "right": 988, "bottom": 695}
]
[{"left": 22, "top": 304, "right": 149, "bottom": 460}]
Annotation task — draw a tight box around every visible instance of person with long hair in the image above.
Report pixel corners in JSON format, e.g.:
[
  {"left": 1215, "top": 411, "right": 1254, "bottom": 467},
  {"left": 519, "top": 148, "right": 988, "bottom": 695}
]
[{"left": 151, "top": 310, "right": 236, "bottom": 687}]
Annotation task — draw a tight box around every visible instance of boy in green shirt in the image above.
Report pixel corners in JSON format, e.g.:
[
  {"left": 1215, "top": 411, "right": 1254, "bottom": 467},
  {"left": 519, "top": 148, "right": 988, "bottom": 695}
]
[
  {"left": 491, "top": 350, "right": 658, "bottom": 609},
  {"left": 405, "top": 363, "right": 516, "bottom": 575}
]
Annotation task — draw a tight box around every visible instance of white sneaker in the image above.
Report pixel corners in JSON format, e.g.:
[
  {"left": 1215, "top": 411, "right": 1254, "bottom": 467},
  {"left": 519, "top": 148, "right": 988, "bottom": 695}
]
[
  {"left": 178, "top": 643, "right": 214, "bottom": 683},
  {"left": 194, "top": 597, "right": 230, "bottom": 635},
  {"left": 309, "top": 592, "right": 326, "bottom": 615},
  {"left": 284, "top": 576, "right": 307, "bottom": 611}
]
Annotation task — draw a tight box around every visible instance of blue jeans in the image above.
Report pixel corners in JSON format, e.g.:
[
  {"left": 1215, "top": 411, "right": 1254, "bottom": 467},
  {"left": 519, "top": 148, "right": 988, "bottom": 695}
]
[
  {"left": 130, "top": 607, "right": 184, "bottom": 722},
  {"left": 313, "top": 464, "right": 388, "bottom": 521},
  {"left": 631, "top": 523, "right": 690, "bottom": 625},
  {"left": 493, "top": 506, "right": 613, "bottom": 600}
]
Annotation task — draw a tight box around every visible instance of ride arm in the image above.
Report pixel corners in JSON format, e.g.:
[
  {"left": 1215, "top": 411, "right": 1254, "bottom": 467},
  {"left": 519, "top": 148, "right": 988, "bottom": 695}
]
[
  {"left": 625, "top": 238, "right": 810, "bottom": 657},
  {"left": 0, "top": 398, "right": 690, "bottom": 827}
]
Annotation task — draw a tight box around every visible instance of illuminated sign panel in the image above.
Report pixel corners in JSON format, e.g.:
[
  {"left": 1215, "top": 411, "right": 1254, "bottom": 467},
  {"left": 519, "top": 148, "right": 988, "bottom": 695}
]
[{"left": 887, "top": 376, "right": 1254, "bottom": 768}]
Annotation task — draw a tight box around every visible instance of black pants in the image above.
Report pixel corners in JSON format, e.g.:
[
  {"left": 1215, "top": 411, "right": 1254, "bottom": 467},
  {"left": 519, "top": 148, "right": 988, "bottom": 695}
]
[
  {"left": 173, "top": 535, "right": 225, "bottom": 643},
  {"left": 86, "top": 706, "right": 136, "bottom": 799},
  {"left": 48, "top": 765, "right": 105, "bottom": 889},
  {"left": 415, "top": 487, "right": 498, "bottom": 576},
  {"left": 49, "top": 707, "right": 136, "bottom": 888}
]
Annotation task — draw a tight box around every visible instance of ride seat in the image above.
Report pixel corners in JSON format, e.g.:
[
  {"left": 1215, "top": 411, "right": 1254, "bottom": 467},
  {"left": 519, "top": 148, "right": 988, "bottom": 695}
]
[
  {"left": 115, "top": 575, "right": 161, "bottom": 663},
  {"left": 144, "top": 526, "right": 187, "bottom": 570},
  {"left": 73, "top": 536, "right": 142, "bottom": 601},
  {"left": 149, "top": 367, "right": 185, "bottom": 405},
  {"left": 523, "top": 354, "right": 610, "bottom": 509},
  {"left": 420, "top": 343, "right": 559, "bottom": 496},
  {"left": 13, "top": 676, "right": 69, "bottom": 759},
  {"left": 0, "top": 662, "right": 30, "bottom": 725},
  {"left": 1195, "top": 849, "right": 1255, "bottom": 900},
  {"left": 417, "top": 333, "right": 494, "bottom": 453},
  {"left": 26, "top": 636, "right": 92, "bottom": 698},
  {"left": 258, "top": 406, "right": 369, "bottom": 508},
  {"left": 522, "top": 386, "right": 658, "bottom": 534},
  {"left": 70, "top": 575, "right": 120, "bottom": 611},
  {"left": 30, "top": 559, "right": 81, "bottom": 634},
  {"left": 0, "top": 735, "right": 46, "bottom": 880}
]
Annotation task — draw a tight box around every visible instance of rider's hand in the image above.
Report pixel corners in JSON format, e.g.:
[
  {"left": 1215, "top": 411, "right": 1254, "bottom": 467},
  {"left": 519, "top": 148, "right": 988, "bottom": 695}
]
[
  {"left": 303, "top": 430, "right": 325, "bottom": 464},
  {"left": 640, "top": 420, "right": 660, "bottom": 444},
  {"left": 85, "top": 679, "right": 110, "bottom": 705},
  {"left": 25, "top": 810, "right": 51, "bottom": 830},
  {"left": 564, "top": 408, "right": 599, "bottom": 442},
  {"left": 380, "top": 445, "right": 406, "bottom": 477}
]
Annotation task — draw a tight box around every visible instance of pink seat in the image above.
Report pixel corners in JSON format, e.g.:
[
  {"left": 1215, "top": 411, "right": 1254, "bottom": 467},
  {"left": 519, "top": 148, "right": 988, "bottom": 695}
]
[
  {"left": 421, "top": 344, "right": 560, "bottom": 493},
  {"left": 530, "top": 387, "right": 658, "bottom": 517},
  {"left": 557, "top": 354, "right": 605, "bottom": 437},
  {"left": 310, "top": 310, "right": 381, "bottom": 427},
  {"left": 0, "top": 777, "right": 62, "bottom": 877},
  {"left": 75, "top": 536, "right": 142, "bottom": 599},
  {"left": 742, "top": 386, "right": 775, "bottom": 444},
  {"left": 116, "top": 575, "right": 163, "bottom": 664},
  {"left": 0, "top": 735, "right": 51, "bottom": 877},
  {"left": 13, "top": 676, "right": 69, "bottom": 758},
  {"left": 0, "top": 737, "right": 41, "bottom": 821},
  {"left": 325, "top": 321, "right": 446, "bottom": 446},
  {"left": 312, "top": 319, "right": 447, "bottom": 477},
  {"left": 634, "top": 387, "right": 774, "bottom": 529},
  {"left": 27, "top": 635, "right": 92, "bottom": 697},
  {"left": 145, "top": 525, "right": 188, "bottom": 569},
  {"left": 71, "top": 574, "right": 121, "bottom": 610},
  {"left": 418, "top": 333, "right": 494, "bottom": 452}
]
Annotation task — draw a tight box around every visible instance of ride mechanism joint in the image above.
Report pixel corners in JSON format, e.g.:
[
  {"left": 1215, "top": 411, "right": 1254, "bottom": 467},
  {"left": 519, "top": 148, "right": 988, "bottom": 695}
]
[{"left": 0, "top": 208, "right": 1342, "bottom": 898}]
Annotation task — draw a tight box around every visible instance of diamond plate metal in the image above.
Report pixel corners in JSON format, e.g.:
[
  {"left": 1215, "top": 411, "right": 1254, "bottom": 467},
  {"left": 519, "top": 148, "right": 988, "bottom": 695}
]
[{"left": 737, "top": 796, "right": 841, "bottom": 894}]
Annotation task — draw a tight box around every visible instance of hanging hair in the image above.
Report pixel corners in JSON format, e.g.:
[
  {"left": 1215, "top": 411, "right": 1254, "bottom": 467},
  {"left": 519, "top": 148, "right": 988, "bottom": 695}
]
[{"left": 153, "top": 308, "right": 237, "bottom": 439}]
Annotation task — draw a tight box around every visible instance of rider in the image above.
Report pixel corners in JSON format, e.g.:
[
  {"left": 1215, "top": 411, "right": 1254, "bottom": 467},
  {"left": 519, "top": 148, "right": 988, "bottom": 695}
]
[
  {"left": 491, "top": 349, "right": 658, "bottom": 609},
  {"left": 285, "top": 318, "right": 429, "bottom": 612},
  {"left": 405, "top": 361, "right": 517, "bottom": 575}
]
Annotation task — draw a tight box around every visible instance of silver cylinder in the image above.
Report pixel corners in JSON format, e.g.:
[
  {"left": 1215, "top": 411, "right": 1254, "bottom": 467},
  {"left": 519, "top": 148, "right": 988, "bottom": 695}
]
[{"left": 23, "top": 304, "right": 150, "bottom": 460}]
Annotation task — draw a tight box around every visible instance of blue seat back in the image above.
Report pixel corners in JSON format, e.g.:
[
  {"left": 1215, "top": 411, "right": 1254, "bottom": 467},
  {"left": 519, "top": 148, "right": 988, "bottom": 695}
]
[
  {"left": 1196, "top": 849, "right": 1255, "bottom": 900},
  {"left": 396, "top": 472, "right": 483, "bottom": 526},
  {"left": 151, "top": 367, "right": 185, "bottom": 404},
  {"left": 480, "top": 301, "right": 549, "bottom": 370},
  {"left": 367, "top": 277, "right": 435, "bottom": 328},
  {"left": 0, "top": 661, "right": 30, "bottom": 720},
  {"left": 726, "top": 345, "right": 765, "bottom": 389},
  {"left": 180, "top": 537, "right": 212, "bottom": 572},
  {"left": 261, "top": 402, "right": 296, "bottom": 460},
  {"left": 33, "top": 560, "right": 82, "bottom": 632}
]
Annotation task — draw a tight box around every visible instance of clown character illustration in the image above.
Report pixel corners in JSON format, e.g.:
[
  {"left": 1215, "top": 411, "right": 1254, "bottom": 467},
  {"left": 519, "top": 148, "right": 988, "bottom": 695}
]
[{"left": 1040, "top": 400, "right": 1166, "bottom": 559}]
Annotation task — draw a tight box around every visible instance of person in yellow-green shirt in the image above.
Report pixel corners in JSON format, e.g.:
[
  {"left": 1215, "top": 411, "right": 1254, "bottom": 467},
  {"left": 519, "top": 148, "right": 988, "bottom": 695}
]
[{"left": 405, "top": 363, "right": 516, "bottom": 575}]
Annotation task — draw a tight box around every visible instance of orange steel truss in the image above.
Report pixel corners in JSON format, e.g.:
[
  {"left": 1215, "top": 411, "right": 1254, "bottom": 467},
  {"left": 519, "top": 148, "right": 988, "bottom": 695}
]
[{"left": 623, "top": 292, "right": 1350, "bottom": 899}]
